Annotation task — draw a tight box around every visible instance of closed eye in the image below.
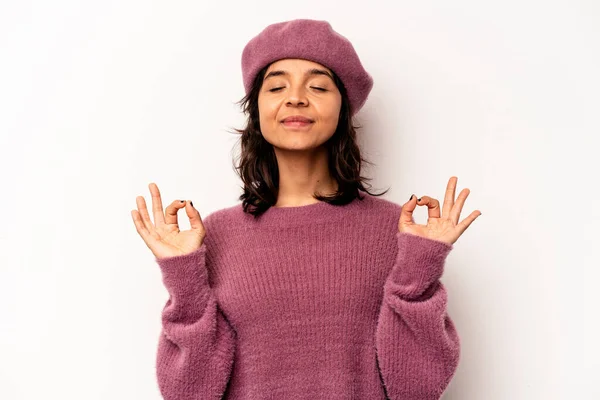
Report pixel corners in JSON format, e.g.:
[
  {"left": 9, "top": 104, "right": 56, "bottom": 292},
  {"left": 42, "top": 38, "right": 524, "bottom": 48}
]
[{"left": 269, "top": 87, "right": 327, "bottom": 92}]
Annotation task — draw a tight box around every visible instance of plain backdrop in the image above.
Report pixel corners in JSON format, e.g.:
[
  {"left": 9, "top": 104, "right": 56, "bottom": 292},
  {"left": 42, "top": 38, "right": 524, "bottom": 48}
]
[{"left": 1, "top": 1, "right": 598, "bottom": 399}]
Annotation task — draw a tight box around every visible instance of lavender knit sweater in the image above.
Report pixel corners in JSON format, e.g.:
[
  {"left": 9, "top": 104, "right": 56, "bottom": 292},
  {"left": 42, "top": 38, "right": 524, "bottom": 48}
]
[{"left": 154, "top": 191, "right": 460, "bottom": 399}]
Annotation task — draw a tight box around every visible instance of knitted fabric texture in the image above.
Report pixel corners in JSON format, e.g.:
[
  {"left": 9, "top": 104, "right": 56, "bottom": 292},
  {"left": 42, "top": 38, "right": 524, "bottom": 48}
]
[
  {"left": 241, "top": 18, "right": 374, "bottom": 117},
  {"left": 154, "top": 192, "right": 460, "bottom": 399}
]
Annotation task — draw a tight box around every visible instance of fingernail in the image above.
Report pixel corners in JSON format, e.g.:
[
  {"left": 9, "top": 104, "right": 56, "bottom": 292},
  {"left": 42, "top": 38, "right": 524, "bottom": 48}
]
[
  {"left": 190, "top": 201, "right": 193, "bottom": 207},
  {"left": 417, "top": 197, "right": 421, "bottom": 202},
  {"left": 409, "top": 194, "right": 413, "bottom": 201},
  {"left": 180, "top": 200, "right": 184, "bottom": 203}
]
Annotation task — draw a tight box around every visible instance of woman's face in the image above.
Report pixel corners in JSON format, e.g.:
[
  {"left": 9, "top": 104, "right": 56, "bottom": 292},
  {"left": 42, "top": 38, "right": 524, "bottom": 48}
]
[{"left": 257, "top": 58, "right": 342, "bottom": 151}]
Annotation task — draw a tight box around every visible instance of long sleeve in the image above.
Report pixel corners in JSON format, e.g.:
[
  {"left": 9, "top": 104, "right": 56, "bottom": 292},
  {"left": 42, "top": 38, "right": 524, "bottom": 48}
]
[
  {"left": 155, "top": 243, "right": 236, "bottom": 400},
  {"left": 375, "top": 231, "right": 461, "bottom": 400}
]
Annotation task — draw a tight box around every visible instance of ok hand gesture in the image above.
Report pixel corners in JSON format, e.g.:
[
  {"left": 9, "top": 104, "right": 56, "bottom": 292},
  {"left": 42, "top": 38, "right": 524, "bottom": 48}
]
[
  {"left": 398, "top": 176, "right": 482, "bottom": 245},
  {"left": 131, "top": 183, "right": 206, "bottom": 259}
]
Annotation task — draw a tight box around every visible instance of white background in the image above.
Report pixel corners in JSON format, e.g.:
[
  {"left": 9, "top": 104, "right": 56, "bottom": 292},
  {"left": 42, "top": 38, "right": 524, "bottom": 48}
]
[{"left": 1, "top": 1, "right": 598, "bottom": 399}]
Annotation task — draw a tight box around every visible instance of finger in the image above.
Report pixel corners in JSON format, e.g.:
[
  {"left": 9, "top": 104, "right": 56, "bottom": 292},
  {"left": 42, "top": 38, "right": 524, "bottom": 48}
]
[
  {"left": 450, "top": 188, "right": 470, "bottom": 225},
  {"left": 131, "top": 209, "right": 158, "bottom": 245},
  {"left": 442, "top": 176, "right": 458, "bottom": 218},
  {"left": 456, "top": 210, "right": 482, "bottom": 235},
  {"left": 400, "top": 194, "right": 417, "bottom": 225},
  {"left": 185, "top": 201, "right": 204, "bottom": 231},
  {"left": 136, "top": 195, "right": 156, "bottom": 232},
  {"left": 149, "top": 183, "right": 166, "bottom": 227},
  {"left": 417, "top": 195, "right": 441, "bottom": 219},
  {"left": 131, "top": 209, "right": 150, "bottom": 239},
  {"left": 165, "top": 200, "right": 187, "bottom": 225}
]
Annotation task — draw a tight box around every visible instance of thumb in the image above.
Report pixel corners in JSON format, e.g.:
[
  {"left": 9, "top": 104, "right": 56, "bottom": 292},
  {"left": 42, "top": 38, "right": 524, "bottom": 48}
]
[
  {"left": 185, "top": 201, "right": 204, "bottom": 231},
  {"left": 399, "top": 195, "right": 417, "bottom": 225}
]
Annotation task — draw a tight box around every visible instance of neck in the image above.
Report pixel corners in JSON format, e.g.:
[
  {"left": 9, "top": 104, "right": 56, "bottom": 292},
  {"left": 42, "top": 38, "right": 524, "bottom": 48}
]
[{"left": 273, "top": 146, "right": 338, "bottom": 207}]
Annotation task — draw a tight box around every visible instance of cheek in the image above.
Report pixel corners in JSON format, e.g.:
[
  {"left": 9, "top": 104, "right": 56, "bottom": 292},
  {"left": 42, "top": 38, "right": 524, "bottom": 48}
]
[
  {"left": 257, "top": 101, "right": 280, "bottom": 135},
  {"left": 322, "top": 104, "right": 341, "bottom": 125},
  {"left": 258, "top": 98, "right": 279, "bottom": 121},
  {"left": 317, "top": 95, "right": 341, "bottom": 118}
]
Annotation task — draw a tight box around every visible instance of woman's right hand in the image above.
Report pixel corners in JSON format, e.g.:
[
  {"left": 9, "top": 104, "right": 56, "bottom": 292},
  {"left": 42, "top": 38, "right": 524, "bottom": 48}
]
[{"left": 131, "top": 182, "right": 206, "bottom": 259}]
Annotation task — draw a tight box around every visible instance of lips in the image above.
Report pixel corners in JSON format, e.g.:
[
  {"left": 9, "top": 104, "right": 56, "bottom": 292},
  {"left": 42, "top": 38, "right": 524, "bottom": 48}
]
[{"left": 281, "top": 116, "right": 314, "bottom": 123}]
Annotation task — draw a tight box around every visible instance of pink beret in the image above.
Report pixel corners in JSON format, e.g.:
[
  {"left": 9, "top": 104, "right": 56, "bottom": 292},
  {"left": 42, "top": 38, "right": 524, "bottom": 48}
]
[{"left": 241, "top": 19, "right": 374, "bottom": 117}]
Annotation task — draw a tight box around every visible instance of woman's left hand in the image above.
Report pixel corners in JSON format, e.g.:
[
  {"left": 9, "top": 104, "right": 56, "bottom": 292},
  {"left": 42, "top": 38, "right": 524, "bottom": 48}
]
[{"left": 398, "top": 176, "right": 482, "bottom": 245}]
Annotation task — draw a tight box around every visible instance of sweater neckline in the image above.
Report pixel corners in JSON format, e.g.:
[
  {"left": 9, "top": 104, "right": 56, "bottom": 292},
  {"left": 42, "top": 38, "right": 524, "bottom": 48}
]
[{"left": 252, "top": 191, "right": 370, "bottom": 226}]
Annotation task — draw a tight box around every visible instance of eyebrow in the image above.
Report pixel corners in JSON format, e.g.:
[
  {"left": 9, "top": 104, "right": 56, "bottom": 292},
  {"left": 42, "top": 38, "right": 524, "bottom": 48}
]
[{"left": 264, "top": 68, "right": 334, "bottom": 82}]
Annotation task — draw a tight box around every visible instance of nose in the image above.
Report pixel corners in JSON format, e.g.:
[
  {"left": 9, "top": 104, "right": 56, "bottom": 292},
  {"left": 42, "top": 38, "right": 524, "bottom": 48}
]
[{"left": 285, "top": 86, "right": 308, "bottom": 107}]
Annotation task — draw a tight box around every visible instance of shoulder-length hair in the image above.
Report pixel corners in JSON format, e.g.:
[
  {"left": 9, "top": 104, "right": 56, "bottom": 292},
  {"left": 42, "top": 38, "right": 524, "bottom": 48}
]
[{"left": 227, "top": 62, "right": 390, "bottom": 218}]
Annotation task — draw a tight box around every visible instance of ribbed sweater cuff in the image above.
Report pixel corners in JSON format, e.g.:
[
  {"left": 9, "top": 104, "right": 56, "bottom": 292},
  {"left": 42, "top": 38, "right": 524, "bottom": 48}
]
[
  {"left": 385, "top": 232, "right": 454, "bottom": 299},
  {"left": 155, "top": 245, "right": 209, "bottom": 306}
]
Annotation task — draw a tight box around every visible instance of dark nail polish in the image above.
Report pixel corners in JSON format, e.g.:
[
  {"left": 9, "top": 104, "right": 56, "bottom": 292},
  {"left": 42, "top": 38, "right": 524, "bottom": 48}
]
[
  {"left": 180, "top": 200, "right": 184, "bottom": 203},
  {"left": 190, "top": 201, "right": 193, "bottom": 207},
  {"left": 409, "top": 195, "right": 413, "bottom": 201},
  {"left": 418, "top": 198, "right": 421, "bottom": 202}
]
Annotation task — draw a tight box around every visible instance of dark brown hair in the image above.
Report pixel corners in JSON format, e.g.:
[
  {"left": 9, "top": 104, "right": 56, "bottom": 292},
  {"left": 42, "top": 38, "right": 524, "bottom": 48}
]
[{"left": 226, "top": 62, "right": 390, "bottom": 218}]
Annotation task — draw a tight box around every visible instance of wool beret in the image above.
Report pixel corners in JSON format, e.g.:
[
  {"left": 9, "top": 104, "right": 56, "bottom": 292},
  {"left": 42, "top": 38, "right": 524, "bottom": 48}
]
[{"left": 241, "top": 19, "right": 373, "bottom": 117}]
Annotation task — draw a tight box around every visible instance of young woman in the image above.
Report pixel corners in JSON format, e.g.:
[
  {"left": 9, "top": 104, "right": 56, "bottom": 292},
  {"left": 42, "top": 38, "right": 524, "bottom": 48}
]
[{"left": 131, "top": 18, "right": 481, "bottom": 400}]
